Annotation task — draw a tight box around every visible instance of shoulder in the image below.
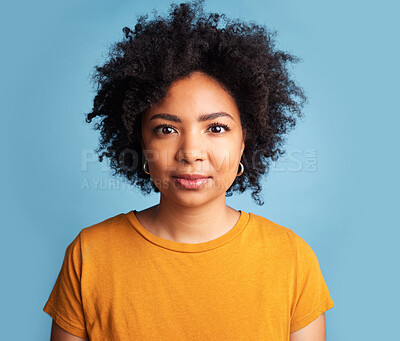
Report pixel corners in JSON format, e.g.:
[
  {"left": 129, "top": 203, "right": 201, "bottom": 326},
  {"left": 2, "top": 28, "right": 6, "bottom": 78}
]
[
  {"left": 248, "top": 212, "right": 300, "bottom": 242},
  {"left": 247, "top": 212, "right": 312, "bottom": 257},
  {"left": 78, "top": 211, "right": 132, "bottom": 249}
]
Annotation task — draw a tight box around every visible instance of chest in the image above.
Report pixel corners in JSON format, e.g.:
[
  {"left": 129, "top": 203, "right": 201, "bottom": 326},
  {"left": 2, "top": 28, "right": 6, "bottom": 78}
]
[{"left": 82, "top": 244, "right": 295, "bottom": 340}]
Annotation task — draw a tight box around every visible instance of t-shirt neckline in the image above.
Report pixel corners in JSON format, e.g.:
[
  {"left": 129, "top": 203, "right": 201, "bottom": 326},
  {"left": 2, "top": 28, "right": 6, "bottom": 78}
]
[{"left": 125, "top": 209, "right": 250, "bottom": 253}]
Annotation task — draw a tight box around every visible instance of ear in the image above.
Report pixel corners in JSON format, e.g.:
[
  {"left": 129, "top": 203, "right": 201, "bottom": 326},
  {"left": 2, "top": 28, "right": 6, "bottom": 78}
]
[
  {"left": 240, "top": 129, "right": 247, "bottom": 157},
  {"left": 140, "top": 134, "right": 145, "bottom": 151},
  {"left": 138, "top": 113, "right": 146, "bottom": 153}
]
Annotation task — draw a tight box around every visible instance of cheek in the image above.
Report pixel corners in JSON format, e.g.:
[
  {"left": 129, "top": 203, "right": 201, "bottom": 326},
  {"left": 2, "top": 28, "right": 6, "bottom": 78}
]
[
  {"left": 144, "top": 136, "right": 242, "bottom": 177},
  {"left": 209, "top": 142, "right": 241, "bottom": 173},
  {"left": 146, "top": 148, "right": 172, "bottom": 174}
]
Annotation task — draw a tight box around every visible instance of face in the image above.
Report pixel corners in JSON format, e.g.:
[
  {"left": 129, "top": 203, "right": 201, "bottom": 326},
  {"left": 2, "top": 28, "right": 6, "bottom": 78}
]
[{"left": 140, "top": 71, "right": 246, "bottom": 208}]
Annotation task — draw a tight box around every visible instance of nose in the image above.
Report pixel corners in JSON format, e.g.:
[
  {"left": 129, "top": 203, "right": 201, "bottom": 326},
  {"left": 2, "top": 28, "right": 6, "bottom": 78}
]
[{"left": 175, "top": 129, "right": 205, "bottom": 164}]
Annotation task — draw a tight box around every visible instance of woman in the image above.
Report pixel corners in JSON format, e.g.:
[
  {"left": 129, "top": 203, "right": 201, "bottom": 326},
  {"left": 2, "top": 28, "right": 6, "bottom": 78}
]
[{"left": 43, "top": 1, "right": 334, "bottom": 340}]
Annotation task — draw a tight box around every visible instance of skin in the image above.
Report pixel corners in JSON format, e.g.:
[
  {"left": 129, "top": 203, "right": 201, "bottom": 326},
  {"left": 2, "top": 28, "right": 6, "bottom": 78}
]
[
  {"left": 290, "top": 313, "right": 326, "bottom": 341},
  {"left": 50, "top": 313, "right": 326, "bottom": 340},
  {"left": 49, "top": 71, "right": 327, "bottom": 340},
  {"left": 49, "top": 320, "right": 88, "bottom": 341},
  {"left": 136, "top": 71, "right": 247, "bottom": 244}
]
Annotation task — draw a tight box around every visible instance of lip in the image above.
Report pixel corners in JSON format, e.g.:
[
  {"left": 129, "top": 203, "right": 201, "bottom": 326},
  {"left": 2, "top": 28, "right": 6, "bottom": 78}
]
[
  {"left": 173, "top": 177, "right": 212, "bottom": 190},
  {"left": 173, "top": 174, "right": 211, "bottom": 180}
]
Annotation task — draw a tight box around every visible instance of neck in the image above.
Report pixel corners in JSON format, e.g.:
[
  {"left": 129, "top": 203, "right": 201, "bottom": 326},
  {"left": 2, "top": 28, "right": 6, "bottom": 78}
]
[{"left": 143, "top": 195, "right": 240, "bottom": 244}]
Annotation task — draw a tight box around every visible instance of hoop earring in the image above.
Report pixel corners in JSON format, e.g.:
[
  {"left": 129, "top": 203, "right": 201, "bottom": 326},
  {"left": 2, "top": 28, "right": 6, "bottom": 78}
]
[
  {"left": 237, "top": 162, "right": 244, "bottom": 177},
  {"left": 143, "top": 160, "right": 150, "bottom": 175}
]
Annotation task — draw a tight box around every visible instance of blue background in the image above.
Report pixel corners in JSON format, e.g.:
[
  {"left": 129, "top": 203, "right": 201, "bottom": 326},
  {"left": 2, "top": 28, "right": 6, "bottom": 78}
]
[{"left": 1, "top": 0, "right": 398, "bottom": 339}]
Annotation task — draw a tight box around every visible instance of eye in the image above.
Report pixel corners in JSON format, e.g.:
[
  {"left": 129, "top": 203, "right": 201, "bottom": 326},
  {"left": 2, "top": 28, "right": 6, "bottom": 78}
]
[
  {"left": 153, "top": 122, "right": 231, "bottom": 135},
  {"left": 208, "top": 122, "right": 231, "bottom": 134},
  {"left": 153, "top": 124, "right": 177, "bottom": 135}
]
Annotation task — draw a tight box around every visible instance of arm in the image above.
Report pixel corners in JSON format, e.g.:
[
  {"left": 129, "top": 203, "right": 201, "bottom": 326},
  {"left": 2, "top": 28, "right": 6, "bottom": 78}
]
[
  {"left": 50, "top": 320, "right": 89, "bottom": 341},
  {"left": 290, "top": 313, "right": 326, "bottom": 341}
]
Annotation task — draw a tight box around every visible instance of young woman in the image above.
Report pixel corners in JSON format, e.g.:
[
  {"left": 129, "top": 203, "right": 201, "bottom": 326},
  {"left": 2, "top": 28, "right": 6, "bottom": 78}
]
[{"left": 43, "top": 1, "right": 334, "bottom": 340}]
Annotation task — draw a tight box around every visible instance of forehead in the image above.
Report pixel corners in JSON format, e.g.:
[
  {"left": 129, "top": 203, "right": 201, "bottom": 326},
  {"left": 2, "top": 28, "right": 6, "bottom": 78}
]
[{"left": 144, "top": 71, "right": 240, "bottom": 121}]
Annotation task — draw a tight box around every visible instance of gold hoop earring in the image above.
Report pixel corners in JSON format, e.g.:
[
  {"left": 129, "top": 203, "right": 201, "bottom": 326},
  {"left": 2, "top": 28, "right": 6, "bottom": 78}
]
[
  {"left": 143, "top": 160, "right": 150, "bottom": 175},
  {"left": 237, "top": 162, "right": 244, "bottom": 176}
]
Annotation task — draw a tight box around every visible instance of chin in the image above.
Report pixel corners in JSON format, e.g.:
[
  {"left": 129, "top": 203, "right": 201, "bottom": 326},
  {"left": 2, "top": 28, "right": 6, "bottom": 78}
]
[{"left": 161, "top": 189, "right": 215, "bottom": 208}]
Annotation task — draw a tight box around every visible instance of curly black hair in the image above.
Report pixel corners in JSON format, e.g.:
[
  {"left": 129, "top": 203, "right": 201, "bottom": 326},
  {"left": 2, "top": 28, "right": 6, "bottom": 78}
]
[{"left": 85, "top": 0, "right": 307, "bottom": 206}]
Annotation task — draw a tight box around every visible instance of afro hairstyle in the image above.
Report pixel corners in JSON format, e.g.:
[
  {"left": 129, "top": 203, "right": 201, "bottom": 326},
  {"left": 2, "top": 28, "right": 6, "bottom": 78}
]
[{"left": 85, "top": 0, "right": 307, "bottom": 205}]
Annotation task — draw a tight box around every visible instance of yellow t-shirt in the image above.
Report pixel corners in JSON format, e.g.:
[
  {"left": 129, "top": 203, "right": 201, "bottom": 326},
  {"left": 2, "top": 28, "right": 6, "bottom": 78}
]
[{"left": 43, "top": 210, "right": 334, "bottom": 340}]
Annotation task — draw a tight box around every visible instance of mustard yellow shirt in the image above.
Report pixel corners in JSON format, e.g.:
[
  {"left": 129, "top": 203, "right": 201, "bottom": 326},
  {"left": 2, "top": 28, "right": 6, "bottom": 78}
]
[{"left": 43, "top": 210, "right": 334, "bottom": 340}]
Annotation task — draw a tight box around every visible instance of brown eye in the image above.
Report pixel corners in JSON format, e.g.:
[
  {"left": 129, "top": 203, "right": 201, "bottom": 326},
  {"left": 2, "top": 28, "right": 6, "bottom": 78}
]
[
  {"left": 208, "top": 122, "right": 230, "bottom": 134},
  {"left": 210, "top": 126, "right": 223, "bottom": 133},
  {"left": 154, "top": 124, "right": 176, "bottom": 135},
  {"left": 161, "top": 127, "right": 174, "bottom": 134}
]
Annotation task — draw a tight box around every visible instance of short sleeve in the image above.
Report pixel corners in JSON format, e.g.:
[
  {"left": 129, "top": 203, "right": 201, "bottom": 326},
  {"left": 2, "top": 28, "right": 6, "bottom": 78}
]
[
  {"left": 43, "top": 232, "right": 89, "bottom": 339},
  {"left": 290, "top": 233, "right": 334, "bottom": 334}
]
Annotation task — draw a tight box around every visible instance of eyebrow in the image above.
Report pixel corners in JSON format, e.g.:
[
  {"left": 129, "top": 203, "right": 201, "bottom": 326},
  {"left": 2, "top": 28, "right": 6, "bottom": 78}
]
[{"left": 149, "top": 112, "right": 235, "bottom": 123}]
